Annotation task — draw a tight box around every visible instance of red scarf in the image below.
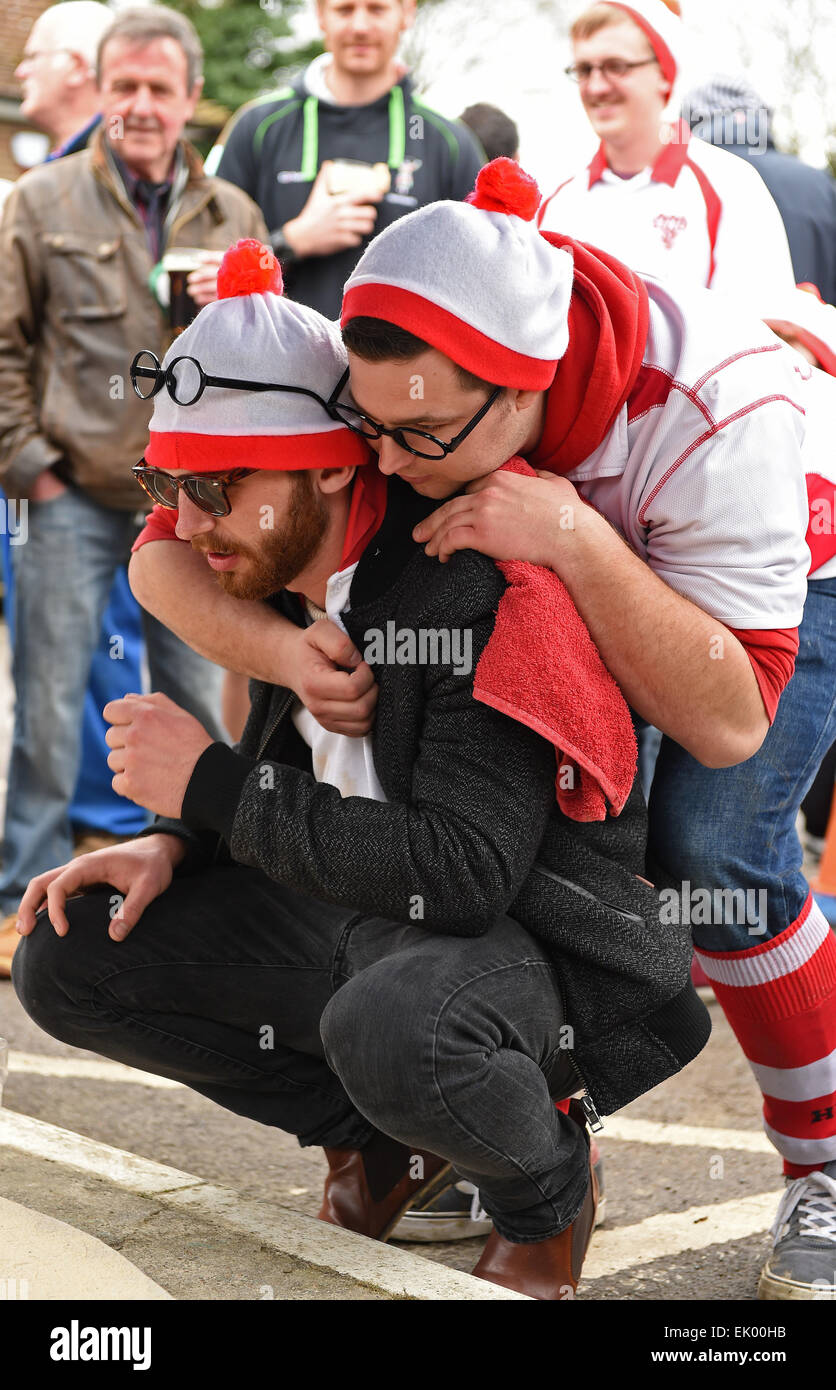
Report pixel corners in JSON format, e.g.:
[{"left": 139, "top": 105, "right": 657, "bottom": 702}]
[
  {"left": 529, "top": 233, "right": 649, "bottom": 474},
  {"left": 339, "top": 459, "right": 388, "bottom": 568},
  {"left": 336, "top": 237, "right": 649, "bottom": 816}
]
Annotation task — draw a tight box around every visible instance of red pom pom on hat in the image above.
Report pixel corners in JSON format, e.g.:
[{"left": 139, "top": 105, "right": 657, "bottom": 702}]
[
  {"left": 217, "top": 238, "right": 283, "bottom": 299},
  {"left": 466, "top": 158, "right": 541, "bottom": 221}
]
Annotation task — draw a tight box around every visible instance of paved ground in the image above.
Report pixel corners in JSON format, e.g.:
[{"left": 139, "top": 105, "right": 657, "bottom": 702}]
[{"left": 0, "top": 616, "right": 813, "bottom": 1301}]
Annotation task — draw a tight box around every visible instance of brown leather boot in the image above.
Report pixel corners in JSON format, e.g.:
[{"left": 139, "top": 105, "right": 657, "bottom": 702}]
[
  {"left": 318, "top": 1132, "right": 452, "bottom": 1242},
  {"left": 472, "top": 1163, "right": 598, "bottom": 1299},
  {"left": 472, "top": 1103, "right": 599, "bottom": 1299}
]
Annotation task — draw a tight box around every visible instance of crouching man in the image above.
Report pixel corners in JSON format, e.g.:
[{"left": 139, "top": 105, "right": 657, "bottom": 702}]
[{"left": 11, "top": 241, "right": 709, "bottom": 1299}]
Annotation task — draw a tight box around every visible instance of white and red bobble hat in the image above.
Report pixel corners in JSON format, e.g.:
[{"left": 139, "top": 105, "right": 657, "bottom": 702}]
[
  {"left": 597, "top": 1, "right": 685, "bottom": 92},
  {"left": 341, "top": 159, "right": 574, "bottom": 391},
  {"left": 145, "top": 239, "right": 369, "bottom": 473},
  {"left": 763, "top": 284, "right": 836, "bottom": 378}
]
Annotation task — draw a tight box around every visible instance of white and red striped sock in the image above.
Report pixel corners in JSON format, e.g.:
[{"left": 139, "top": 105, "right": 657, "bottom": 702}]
[{"left": 695, "top": 893, "right": 836, "bottom": 1177}]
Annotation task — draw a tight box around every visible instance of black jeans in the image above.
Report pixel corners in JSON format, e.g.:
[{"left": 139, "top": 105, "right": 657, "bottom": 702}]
[{"left": 12, "top": 862, "right": 587, "bottom": 1241}]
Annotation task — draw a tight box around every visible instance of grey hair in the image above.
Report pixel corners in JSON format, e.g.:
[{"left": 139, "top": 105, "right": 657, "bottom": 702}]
[{"left": 97, "top": 5, "right": 203, "bottom": 91}]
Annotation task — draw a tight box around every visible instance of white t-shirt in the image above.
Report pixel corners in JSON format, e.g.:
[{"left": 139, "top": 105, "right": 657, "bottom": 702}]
[
  {"left": 291, "top": 562, "right": 386, "bottom": 800},
  {"left": 538, "top": 122, "right": 795, "bottom": 314}
]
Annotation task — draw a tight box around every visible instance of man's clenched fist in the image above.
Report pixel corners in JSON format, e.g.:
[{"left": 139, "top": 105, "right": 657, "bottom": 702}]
[{"left": 104, "top": 692, "right": 214, "bottom": 818}]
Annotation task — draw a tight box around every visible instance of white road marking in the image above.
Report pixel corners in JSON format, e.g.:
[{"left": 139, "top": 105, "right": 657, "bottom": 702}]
[
  {"left": 0, "top": 1106, "right": 203, "bottom": 1193},
  {"left": 602, "top": 1115, "right": 774, "bottom": 1154},
  {"left": 583, "top": 1190, "right": 781, "bottom": 1281},
  {"left": 0, "top": 1193, "right": 173, "bottom": 1300},
  {"left": 9, "top": 1050, "right": 182, "bottom": 1089}
]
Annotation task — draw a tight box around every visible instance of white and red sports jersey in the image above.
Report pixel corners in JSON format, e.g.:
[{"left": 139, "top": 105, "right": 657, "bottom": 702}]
[
  {"left": 538, "top": 121, "right": 795, "bottom": 309},
  {"left": 529, "top": 271, "right": 819, "bottom": 718}
]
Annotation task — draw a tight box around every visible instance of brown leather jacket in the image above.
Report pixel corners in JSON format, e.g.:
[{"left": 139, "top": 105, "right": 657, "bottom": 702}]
[{"left": 0, "top": 129, "right": 268, "bottom": 510}]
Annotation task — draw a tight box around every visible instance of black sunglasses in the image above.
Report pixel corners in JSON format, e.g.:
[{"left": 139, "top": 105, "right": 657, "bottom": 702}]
[
  {"left": 326, "top": 367, "right": 503, "bottom": 460},
  {"left": 132, "top": 460, "right": 257, "bottom": 516},
  {"left": 130, "top": 349, "right": 338, "bottom": 413}
]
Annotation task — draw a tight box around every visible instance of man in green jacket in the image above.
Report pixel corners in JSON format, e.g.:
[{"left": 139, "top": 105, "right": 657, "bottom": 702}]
[{"left": 207, "top": 0, "right": 483, "bottom": 318}]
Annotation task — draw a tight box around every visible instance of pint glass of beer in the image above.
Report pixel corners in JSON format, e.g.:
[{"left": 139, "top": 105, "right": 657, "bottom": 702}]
[{"left": 162, "top": 247, "right": 206, "bottom": 334}]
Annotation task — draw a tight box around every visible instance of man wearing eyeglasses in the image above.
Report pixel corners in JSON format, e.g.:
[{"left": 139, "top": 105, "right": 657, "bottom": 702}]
[
  {"left": 11, "top": 240, "right": 710, "bottom": 1301},
  {"left": 536, "top": 4, "right": 836, "bottom": 1304},
  {"left": 538, "top": 1, "right": 794, "bottom": 307},
  {"left": 14, "top": 1, "right": 112, "bottom": 158}
]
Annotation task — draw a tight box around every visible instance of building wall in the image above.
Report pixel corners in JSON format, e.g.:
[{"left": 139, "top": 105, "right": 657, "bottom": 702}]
[{"left": 0, "top": 0, "right": 53, "bottom": 180}]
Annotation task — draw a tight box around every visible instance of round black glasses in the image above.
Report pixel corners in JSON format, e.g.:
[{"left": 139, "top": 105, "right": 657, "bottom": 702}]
[
  {"left": 130, "top": 349, "right": 337, "bottom": 413},
  {"left": 131, "top": 351, "right": 503, "bottom": 464}
]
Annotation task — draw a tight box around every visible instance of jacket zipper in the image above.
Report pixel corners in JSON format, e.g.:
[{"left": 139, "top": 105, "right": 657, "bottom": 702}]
[
  {"left": 566, "top": 1051, "right": 604, "bottom": 1133},
  {"left": 532, "top": 862, "right": 645, "bottom": 924},
  {"left": 161, "top": 150, "right": 193, "bottom": 247},
  {"left": 255, "top": 689, "right": 294, "bottom": 760},
  {"left": 211, "top": 689, "right": 294, "bottom": 863}
]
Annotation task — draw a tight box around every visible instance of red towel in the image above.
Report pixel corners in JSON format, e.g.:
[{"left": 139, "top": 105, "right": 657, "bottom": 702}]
[{"left": 474, "top": 457, "right": 637, "bottom": 822}]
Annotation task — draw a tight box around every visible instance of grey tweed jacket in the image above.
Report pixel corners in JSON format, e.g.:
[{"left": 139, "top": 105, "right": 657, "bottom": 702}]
[{"left": 150, "top": 477, "right": 710, "bottom": 1116}]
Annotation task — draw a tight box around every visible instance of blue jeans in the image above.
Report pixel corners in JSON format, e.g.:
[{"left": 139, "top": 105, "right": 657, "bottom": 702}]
[
  {"left": 0, "top": 486, "right": 225, "bottom": 915},
  {"left": 646, "top": 578, "right": 836, "bottom": 949},
  {"left": 69, "top": 567, "right": 147, "bottom": 837},
  {"left": 12, "top": 866, "right": 585, "bottom": 1242},
  {"left": 1, "top": 490, "right": 146, "bottom": 837}
]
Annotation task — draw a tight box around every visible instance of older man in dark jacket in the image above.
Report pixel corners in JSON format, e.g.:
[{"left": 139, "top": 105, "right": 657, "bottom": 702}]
[{"left": 11, "top": 246, "right": 708, "bottom": 1299}]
